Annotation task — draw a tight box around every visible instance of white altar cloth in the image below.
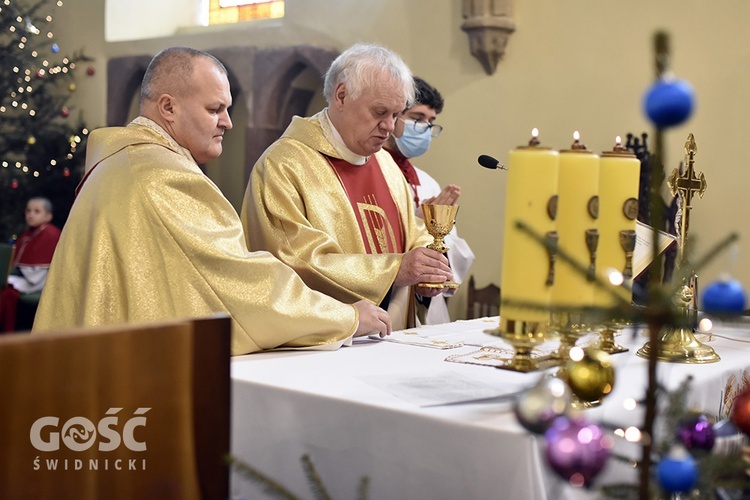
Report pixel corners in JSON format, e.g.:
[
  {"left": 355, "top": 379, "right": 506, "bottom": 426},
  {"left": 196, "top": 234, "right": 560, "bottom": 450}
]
[{"left": 230, "top": 317, "right": 750, "bottom": 499}]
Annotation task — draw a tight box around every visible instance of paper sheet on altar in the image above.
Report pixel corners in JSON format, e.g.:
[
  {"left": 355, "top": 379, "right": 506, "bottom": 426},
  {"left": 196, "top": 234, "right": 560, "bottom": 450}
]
[
  {"left": 357, "top": 369, "right": 524, "bottom": 407},
  {"left": 633, "top": 220, "right": 678, "bottom": 277},
  {"left": 367, "top": 317, "right": 505, "bottom": 349}
]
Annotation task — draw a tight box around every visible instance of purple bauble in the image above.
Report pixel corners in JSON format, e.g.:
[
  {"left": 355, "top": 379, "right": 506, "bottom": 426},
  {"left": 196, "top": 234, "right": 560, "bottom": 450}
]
[
  {"left": 677, "top": 414, "right": 715, "bottom": 452},
  {"left": 643, "top": 78, "right": 695, "bottom": 128},
  {"left": 702, "top": 279, "right": 747, "bottom": 314},
  {"left": 657, "top": 452, "right": 698, "bottom": 493},
  {"left": 544, "top": 416, "right": 611, "bottom": 487}
]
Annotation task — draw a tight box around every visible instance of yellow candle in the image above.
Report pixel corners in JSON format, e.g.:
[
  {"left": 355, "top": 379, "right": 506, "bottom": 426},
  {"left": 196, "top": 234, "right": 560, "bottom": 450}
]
[
  {"left": 501, "top": 130, "right": 559, "bottom": 323},
  {"left": 551, "top": 132, "right": 600, "bottom": 308},
  {"left": 593, "top": 137, "right": 640, "bottom": 307}
]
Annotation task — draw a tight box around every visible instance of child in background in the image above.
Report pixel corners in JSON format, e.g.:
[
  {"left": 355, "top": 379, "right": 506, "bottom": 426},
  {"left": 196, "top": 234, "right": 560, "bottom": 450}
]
[{"left": 1, "top": 197, "right": 61, "bottom": 332}]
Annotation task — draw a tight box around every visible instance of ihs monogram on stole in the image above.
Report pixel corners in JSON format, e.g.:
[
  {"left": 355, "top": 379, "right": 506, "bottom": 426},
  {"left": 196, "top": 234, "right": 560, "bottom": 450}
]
[{"left": 358, "top": 194, "right": 398, "bottom": 253}]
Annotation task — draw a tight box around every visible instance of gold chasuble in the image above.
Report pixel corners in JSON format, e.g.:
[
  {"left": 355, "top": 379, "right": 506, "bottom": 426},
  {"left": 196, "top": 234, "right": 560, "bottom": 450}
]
[
  {"left": 242, "top": 111, "right": 433, "bottom": 330},
  {"left": 33, "top": 119, "right": 358, "bottom": 355}
]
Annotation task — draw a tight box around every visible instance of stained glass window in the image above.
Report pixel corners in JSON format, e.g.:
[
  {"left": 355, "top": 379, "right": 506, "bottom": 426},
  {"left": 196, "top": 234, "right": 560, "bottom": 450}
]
[{"left": 208, "top": 0, "right": 284, "bottom": 25}]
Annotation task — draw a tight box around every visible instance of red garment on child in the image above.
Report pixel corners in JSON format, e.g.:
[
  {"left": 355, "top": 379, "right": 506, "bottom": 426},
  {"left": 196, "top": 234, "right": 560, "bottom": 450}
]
[
  {"left": 13, "top": 223, "right": 61, "bottom": 266},
  {"left": 0, "top": 223, "right": 61, "bottom": 332}
]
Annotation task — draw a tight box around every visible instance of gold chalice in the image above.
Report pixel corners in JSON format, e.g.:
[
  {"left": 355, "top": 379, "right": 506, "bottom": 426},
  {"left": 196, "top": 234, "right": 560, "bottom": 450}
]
[{"left": 420, "top": 204, "right": 460, "bottom": 289}]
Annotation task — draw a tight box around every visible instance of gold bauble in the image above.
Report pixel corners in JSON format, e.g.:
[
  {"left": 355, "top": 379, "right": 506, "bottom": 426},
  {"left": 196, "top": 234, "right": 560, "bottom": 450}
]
[
  {"left": 68, "top": 83, "right": 76, "bottom": 92},
  {"left": 566, "top": 348, "right": 615, "bottom": 403},
  {"left": 27, "top": 136, "right": 36, "bottom": 145}
]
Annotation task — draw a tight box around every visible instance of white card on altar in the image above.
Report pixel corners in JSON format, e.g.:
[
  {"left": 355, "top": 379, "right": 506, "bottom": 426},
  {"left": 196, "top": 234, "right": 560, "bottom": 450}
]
[
  {"left": 633, "top": 220, "right": 678, "bottom": 278},
  {"left": 369, "top": 328, "right": 464, "bottom": 349}
]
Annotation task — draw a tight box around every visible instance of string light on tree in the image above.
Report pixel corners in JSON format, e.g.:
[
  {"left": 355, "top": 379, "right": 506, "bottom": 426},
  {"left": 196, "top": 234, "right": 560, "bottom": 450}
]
[{"left": 0, "top": 0, "right": 93, "bottom": 242}]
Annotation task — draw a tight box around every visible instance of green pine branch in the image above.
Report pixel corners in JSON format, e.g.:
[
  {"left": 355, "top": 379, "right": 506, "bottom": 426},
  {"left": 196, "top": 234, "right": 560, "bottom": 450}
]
[{"left": 228, "top": 453, "right": 371, "bottom": 500}]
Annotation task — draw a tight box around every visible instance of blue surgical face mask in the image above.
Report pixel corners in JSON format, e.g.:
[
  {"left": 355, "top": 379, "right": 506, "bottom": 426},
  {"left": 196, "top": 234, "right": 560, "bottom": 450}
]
[{"left": 394, "top": 120, "right": 432, "bottom": 158}]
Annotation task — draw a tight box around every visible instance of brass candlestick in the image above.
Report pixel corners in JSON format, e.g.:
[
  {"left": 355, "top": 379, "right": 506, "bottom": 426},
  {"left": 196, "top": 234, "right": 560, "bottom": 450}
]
[
  {"left": 550, "top": 310, "right": 588, "bottom": 365},
  {"left": 595, "top": 230, "right": 636, "bottom": 355},
  {"left": 550, "top": 310, "right": 602, "bottom": 408},
  {"left": 420, "top": 204, "right": 460, "bottom": 289},
  {"left": 486, "top": 317, "right": 556, "bottom": 373},
  {"left": 637, "top": 134, "right": 719, "bottom": 363},
  {"left": 597, "top": 320, "right": 629, "bottom": 354}
]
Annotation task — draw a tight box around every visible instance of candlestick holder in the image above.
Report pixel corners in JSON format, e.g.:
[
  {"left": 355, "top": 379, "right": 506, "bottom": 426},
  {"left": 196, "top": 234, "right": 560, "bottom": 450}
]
[
  {"left": 596, "top": 319, "right": 629, "bottom": 354},
  {"left": 550, "top": 311, "right": 603, "bottom": 408},
  {"left": 636, "top": 134, "right": 719, "bottom": 364},
  {"left": 486, "top": 317, "right": 557, "bottom": 373},
  {"left": 419, "top": 204, "right": 460, "bottom": 289},
  {"left": 550, "top": 310, "right": 588, "bottom": 364},
  {"left": 637, "top": 275, "right": 718, "bottom": 362}
]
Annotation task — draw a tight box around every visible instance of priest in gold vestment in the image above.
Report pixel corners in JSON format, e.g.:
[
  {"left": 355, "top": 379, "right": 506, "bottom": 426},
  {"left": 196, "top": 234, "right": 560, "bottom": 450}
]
[
  {"left": 242, "top": 43, "right": 454, "bottom": 329},
  {"left": 33, "top": 47, "right": 392, "bottom": 354}
]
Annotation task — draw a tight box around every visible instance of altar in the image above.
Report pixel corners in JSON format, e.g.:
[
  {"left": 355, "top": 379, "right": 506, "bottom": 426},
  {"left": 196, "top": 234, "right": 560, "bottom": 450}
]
[{"left": 229, "top": 317, "right": 750, "bottom": 499}]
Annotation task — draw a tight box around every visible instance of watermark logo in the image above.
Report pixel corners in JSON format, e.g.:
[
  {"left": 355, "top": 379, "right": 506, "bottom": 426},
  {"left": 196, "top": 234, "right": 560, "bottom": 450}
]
[{"left": 30, "top": 408, "right": 150, "bottom": 452}]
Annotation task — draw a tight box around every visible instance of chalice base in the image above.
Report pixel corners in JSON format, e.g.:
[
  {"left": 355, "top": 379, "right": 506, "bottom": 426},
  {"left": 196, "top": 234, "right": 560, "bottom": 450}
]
[
  {"left": 636, "top": 326, "right": 720, "bottom": 363},
  {"left": 598, "top": 327, "right": 629, "bottom": 355},
  {"left": 417, "top": 280, "right": 460, "bottom": 289}
]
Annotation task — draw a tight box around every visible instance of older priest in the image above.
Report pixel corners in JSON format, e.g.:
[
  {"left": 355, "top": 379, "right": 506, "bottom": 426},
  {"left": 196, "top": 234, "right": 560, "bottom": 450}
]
[
  {"left": 33, "top": 47, "right": 391, "bottom": 354},
  {"left": 242, "top": 43, "right": 453, "bottom": 330}
]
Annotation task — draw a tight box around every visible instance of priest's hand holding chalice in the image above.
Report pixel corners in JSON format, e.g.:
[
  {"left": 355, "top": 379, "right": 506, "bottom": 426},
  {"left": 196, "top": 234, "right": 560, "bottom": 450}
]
[{"left": 418, "top": 203, "right": 460, "bottom": 289}]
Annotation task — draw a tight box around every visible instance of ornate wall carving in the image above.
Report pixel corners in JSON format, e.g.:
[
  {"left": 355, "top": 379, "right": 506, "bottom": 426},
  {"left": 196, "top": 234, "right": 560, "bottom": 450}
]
[{"left": 461, "top": 0, "right": 516, "bottom": 75}]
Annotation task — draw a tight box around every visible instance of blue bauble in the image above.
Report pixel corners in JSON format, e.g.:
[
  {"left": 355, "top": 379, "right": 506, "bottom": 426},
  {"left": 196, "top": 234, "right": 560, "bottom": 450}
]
[
  {"left": 702, "top": 279, "right": 747, "bottom": 314},
  {"left": 51, "top": 43, "right": 59, "bottom": 53},
  {"left": 643, "top": 78, "right": 695, "bottom": 128},
  {"left": 657, "top": 454, "right": 698, "bottom": 493}
]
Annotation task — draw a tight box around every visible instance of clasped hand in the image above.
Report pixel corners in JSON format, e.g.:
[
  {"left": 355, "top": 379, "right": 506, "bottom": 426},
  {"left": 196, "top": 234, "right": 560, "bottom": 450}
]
[{"left": 420, "top": 184, "right": 460, "bottom": 208}]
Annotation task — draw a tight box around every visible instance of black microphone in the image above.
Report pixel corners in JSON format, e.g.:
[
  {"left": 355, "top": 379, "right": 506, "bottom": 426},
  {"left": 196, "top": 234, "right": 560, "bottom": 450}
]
[{"left": 477, "top": 154, "right": 507, "bottom": 170}]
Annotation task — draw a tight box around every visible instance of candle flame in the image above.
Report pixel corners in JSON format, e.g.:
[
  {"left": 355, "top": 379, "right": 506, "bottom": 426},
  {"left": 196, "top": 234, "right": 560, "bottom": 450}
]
[
  {"left": 573, "top": 130, "right": 580, "bottom": 141},
  {"left": 531, "top": 127, "right": 539, "bottom": 138},
  {"left": 616, "top": 135, "right": 622, "bottom": 145}
]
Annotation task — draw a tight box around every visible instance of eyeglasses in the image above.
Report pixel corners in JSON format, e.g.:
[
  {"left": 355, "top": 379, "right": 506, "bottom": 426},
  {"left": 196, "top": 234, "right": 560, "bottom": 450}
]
[{"left": 400, "top": 118, "right": 443, "bottom": 138}]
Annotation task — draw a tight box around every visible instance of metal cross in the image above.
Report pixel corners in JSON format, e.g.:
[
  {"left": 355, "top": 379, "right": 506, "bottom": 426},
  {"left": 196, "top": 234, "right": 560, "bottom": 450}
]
[{"left": 667, "top": 133, "right": 707, "bottom": 264}]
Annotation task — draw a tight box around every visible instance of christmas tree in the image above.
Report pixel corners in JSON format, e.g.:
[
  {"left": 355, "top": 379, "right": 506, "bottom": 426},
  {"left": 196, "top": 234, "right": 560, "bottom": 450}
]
[{"left": 0, "top": 0, "right": 91, "bottom": 242}]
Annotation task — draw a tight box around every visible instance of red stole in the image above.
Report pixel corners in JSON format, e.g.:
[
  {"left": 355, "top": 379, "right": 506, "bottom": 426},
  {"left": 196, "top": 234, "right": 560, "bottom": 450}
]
[
  {"left": 327, "top": 155, "right": 405, "bottom": 254},
  {"left": 14, "top": 223, "right": 61, "bottom": 267},
  {"left": 385, "top": 147, "right": 421, "bottom": 206}
]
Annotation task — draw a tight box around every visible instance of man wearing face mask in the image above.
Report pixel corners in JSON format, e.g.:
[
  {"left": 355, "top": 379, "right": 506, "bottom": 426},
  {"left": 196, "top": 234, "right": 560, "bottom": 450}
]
[{"left": 384, "top": 77, "right": 475, "bottom": 324}]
